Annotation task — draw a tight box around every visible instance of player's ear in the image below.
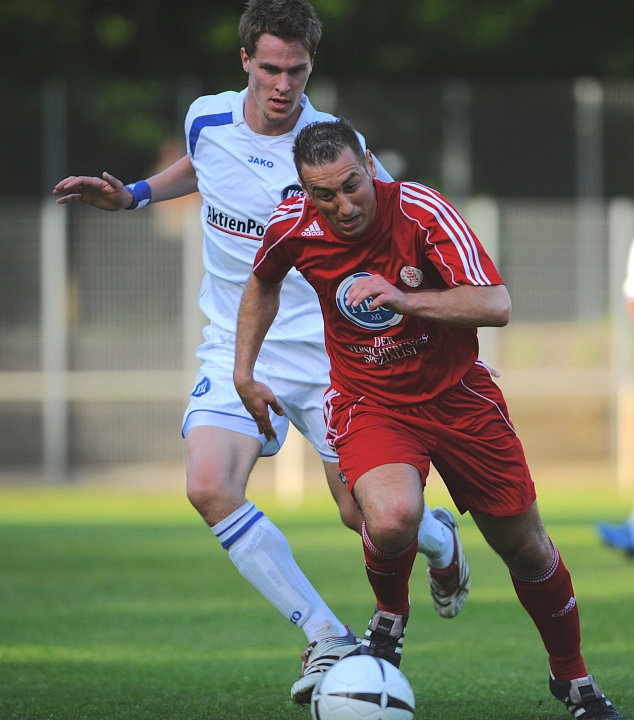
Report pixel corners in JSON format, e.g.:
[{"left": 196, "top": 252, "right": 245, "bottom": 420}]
[
  {"left": 366, "top": 150, "right": 378, "bottom": 178},
  {"left": 240, "top": 47, "right": 250, "bottom": 73}
]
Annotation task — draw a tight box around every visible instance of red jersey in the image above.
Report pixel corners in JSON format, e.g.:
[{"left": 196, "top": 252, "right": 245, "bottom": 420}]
[{"left": 253, "top": 180, "right": 504, "bottom": 407}]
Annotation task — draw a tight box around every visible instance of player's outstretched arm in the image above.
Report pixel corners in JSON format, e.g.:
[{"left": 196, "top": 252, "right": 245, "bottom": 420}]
[
  {"left": 53, "top": 172, "right": 131, "bottom": 211},
  {"left": 53, "top": 155, "right": 199, "bottom": 210},
  {"left": 142, "top": 155, "right": 198, "bottom": 202}
]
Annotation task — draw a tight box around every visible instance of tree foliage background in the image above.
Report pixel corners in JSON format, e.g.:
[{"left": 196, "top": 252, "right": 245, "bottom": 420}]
[
  {"left": 2, "top": 0, "right": 633, "bottom": 86},
  {"left": 1, "top": 0, "right": 633, "bottom": 197}
]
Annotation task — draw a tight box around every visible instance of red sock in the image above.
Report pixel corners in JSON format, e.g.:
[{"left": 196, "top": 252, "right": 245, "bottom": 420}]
[
  {"left": 510, "top": 544, "right": 587, "bottom": 680},
  {"left": 362, "top": 521, "right": 417, "bottom": 615}
]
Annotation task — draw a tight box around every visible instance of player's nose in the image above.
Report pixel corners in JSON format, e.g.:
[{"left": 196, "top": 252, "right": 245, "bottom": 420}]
[
  {"left": 337, "top": 195, "right": 355, "bottom": 216},
  {"left": 275, "top": 72, "right": 292, "bottom": 93}
]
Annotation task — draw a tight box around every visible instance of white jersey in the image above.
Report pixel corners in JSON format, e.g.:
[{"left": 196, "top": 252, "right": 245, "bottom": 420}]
[
  {"left": 182, "top": 89, "right": 390, "bottom": 454},
  {"left": 185, "top": 88, "right": 388, "bottom": 352}
]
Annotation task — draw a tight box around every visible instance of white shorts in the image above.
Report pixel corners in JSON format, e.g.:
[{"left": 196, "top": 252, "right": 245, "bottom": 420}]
[{"left": 182, "top": 335, "right": 337, "bottom": 462}]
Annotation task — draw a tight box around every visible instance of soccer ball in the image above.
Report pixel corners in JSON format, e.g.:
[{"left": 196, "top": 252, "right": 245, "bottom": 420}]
[{"left": 311, "top": 655, "right": 415, "bottom": 720}]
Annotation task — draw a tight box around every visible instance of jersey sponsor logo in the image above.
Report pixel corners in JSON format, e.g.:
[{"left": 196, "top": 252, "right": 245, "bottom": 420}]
[
  {"left": 346, "top": 334, "right": 429, "bottom": 366},
  {"left": 191, "top": 376, "right": 211, "bottom": 397},
  {"left": 301, "top": 220, "right": 324, "bottom": 237},
  {"left": 281, "top": 183, "right": 304, "bottom": 201},
  {"left": 400, "top": 265, "right": 423, "bottom": 287},
  {"left": 248, "top": 155, "right": 274, "bottom": 168},
  {"left": 336, "top": 272, "right": 403, "bottom": 330},
  {"left": 206, "top": 205, "right": 265, "bottom": 238}
]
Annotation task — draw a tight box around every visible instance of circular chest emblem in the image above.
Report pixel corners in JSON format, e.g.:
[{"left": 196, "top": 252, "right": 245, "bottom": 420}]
[
  {"left": 336, "top": 272, "right": 403, "bottom": 330},
  {"left": 400, "top": 266, "right": 423, "bottom": 287},
  {"left": 281, "top": 183, "right": 304, "bottom": 200}
]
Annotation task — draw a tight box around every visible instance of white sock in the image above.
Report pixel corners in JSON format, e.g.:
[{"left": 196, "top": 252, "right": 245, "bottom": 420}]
[
  {"left": 213, "top": 502, "right": 347, "bottom": 643},
  {"left": 417, "top": 506, "right": 454, "bottom": 568}
]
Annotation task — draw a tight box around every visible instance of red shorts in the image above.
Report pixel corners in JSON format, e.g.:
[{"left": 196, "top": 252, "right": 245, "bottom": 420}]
[{"left": 325, "top": 363, "right": 536, "bottom": 517}]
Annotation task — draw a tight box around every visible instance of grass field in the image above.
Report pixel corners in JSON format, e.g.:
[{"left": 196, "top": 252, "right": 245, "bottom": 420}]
[{"left": 0, "top": 471, "right": 632, "bottom": 720}]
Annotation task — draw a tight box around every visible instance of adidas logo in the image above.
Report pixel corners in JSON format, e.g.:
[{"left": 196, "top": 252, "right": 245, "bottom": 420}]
[{"left": 301, "top": 220, "right": 324, "bottom": 237}]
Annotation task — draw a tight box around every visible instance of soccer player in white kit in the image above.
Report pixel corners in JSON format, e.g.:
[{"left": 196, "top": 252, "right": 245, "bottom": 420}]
[{"left": 53, "top": 0, "right": 469, "bottom": 704}]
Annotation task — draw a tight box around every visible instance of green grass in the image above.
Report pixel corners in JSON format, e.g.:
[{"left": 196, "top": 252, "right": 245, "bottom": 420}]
[{"left": 0, "top": 478, "right": 633, "bottom": 719}]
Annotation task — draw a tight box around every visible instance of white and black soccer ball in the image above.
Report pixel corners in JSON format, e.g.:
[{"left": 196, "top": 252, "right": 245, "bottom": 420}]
[{"left": 311, "top": 655, "right": 415, "bottom": 720}]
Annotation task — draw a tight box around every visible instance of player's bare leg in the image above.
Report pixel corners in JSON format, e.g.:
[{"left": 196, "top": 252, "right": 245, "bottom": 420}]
[
  {"left": 186, "top": 426, "right": 359, "bottom": 705},
  {"left": 186, "top": 426, "right": 259, "bottom": 524},
  {"left": 185, "top": 426, "right": 349, "bottom": 640}
]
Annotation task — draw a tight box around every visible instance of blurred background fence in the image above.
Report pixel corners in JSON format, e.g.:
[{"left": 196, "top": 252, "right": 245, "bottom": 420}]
[{"left": 1, "top": 76, "right": 633, "bottom": 493}]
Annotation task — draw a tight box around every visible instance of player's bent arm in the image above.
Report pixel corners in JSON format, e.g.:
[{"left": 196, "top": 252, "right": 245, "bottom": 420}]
[
  {"left": 404, "top": 283, "right": 511, "bottom": 327},
  {"left": 235, "top": 273, "right": 284, "bottom": 382},
  {"left": 234, "top": 274, "right": 286, "bottom": 441},
  {"left": 348, "top": 276, "right": 511, "bottom": 328},
  {"left": 408, "top": 284, "right": 511, "bottom": 327}
]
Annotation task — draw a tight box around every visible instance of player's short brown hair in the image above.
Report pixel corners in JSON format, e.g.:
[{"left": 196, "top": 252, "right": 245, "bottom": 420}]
[
  {"left": 239, "top": 0, "right": 322, "bottom": 59},
  {"left": 293, "top": 118, "right": 366, "bottom": 177}
]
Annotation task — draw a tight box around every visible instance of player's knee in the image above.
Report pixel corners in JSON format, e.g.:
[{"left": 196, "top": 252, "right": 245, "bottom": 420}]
[
  {"left": 500, "top": 533, "right": 553, "bottom": 575},
  {"left": 186, "top": 471, "right": 211, "bottom": 515},
  {"left": 186, "top": 465, "right": 229, "bottom": 519},
  {"left": 186, "top": 474, "right": 203, "bottom": 510},
  {"left": 368, "top": 503, "right": 421, "bottom": 553}
]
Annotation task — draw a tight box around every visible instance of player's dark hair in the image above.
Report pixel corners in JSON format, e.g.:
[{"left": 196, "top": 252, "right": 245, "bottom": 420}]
[
  {"left": 293, "top": 118, "right": 366, "bottom": 176},
  {"left": 239, "top": 0, "right": 322, "bottom": 59}
]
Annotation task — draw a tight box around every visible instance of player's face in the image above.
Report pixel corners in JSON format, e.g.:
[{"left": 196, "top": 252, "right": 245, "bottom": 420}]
[
  {"left": 300, "top": 148, "right": 378, "bottom": 238},
  {"left": 241, "top": 34, "right": 313, "bottom": 136}
]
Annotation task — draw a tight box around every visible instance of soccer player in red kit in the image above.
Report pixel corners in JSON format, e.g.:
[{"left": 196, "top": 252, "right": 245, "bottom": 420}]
[{"left": 234, "top": 118, "right": 620, "bottom": 720}]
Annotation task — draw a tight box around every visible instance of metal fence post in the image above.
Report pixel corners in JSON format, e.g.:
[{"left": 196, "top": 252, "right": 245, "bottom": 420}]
[
  {"left": 41, "top": 199, "right": 68, "bottom": 483},
  {"left": 574, "top": 78, "right": 605, "bottom": 320},
  {"left": 608, "top": 198, "right": 634, "bottom": 493},
  {"left": 41, "top": 78, "right": 68, "bottom": 483}
]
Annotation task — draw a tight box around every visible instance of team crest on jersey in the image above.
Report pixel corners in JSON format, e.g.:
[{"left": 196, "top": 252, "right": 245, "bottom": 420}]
[
  {"left": 281, "top": 183, "right": 304, "bottom": 201},
  {"left": 336, "top": 272, "right": 403, "bottom": 330},
  {"left": 400, "top": 266, "right": 423, "bottom": 287}
]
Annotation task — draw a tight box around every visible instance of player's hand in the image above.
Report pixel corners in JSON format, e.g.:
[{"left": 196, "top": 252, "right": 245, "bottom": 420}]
[
  {"left": 52, "top": 172, "right": 133, "bottom": 211},
  {"left": 346, "top": 274, "right": 408, "bottom": 314},
  {"left": 235, "top": 379, "right": 285, "bottom": 442}
]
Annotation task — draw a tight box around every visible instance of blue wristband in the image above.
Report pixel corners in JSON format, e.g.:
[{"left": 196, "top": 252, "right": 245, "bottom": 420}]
[{"left": 124, "top": 180, "right": 152, "bottom": 210}]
